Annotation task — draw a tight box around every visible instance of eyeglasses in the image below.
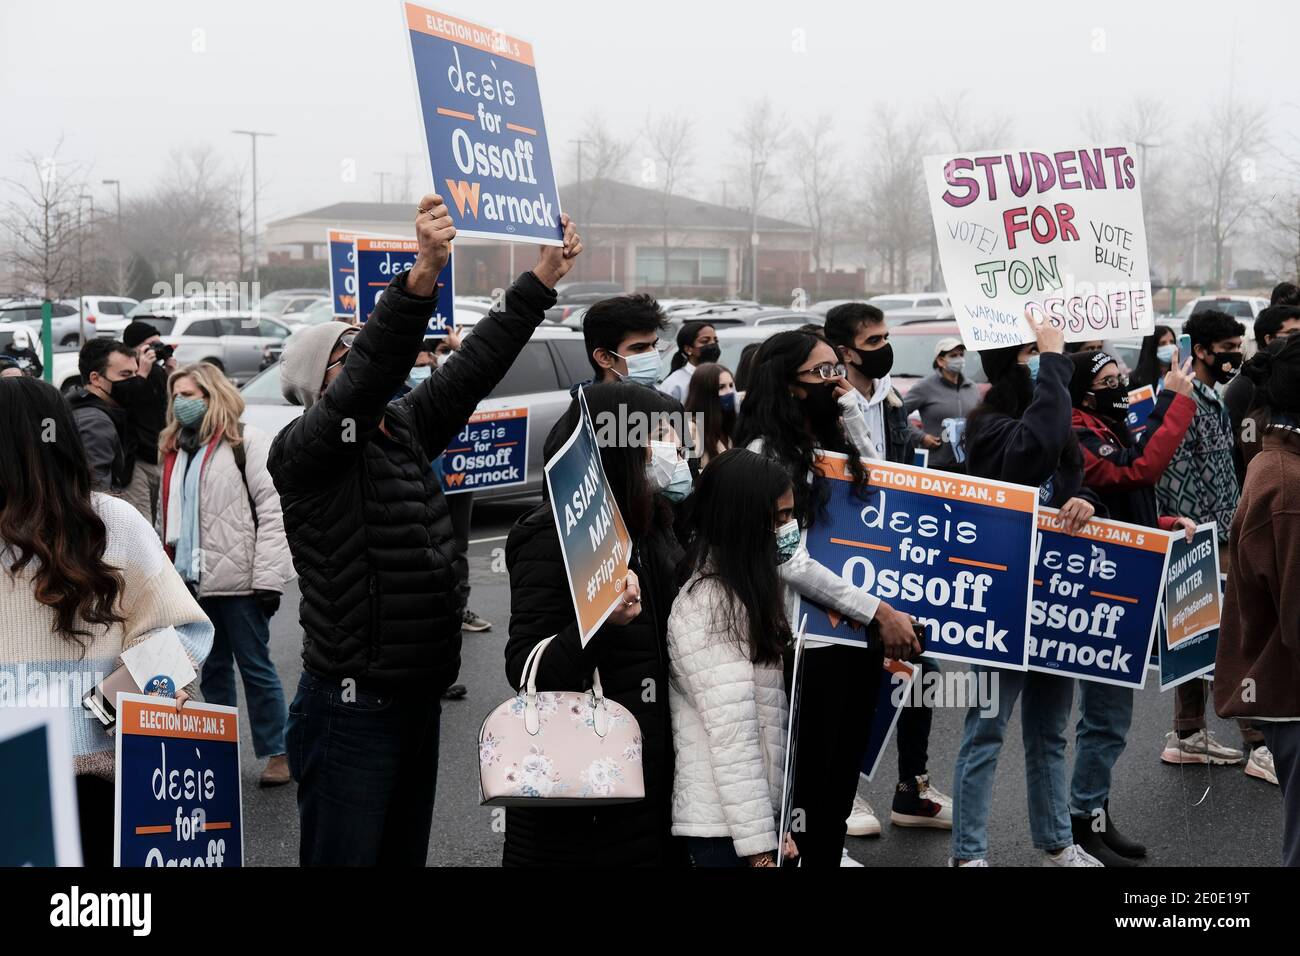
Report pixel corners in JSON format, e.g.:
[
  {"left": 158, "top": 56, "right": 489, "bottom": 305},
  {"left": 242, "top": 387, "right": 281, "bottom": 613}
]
[
  {"left": 325, "top": 332, "right": 358, "bottom": 373},
  {"left": 1093, "top": 373, "right": 1130, "bottom": 391},
  {"left": 798, "top": 361, "right": 846, "bottom": 381}
]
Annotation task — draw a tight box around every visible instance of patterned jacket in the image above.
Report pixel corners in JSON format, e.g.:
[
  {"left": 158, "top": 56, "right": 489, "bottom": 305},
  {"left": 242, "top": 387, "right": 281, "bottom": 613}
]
[{"left": 1156, "top": 379, "right": 1240, "bottom": 543}]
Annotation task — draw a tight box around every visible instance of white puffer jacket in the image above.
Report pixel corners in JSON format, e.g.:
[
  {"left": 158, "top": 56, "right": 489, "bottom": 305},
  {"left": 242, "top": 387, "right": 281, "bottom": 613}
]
[
  {"left": 159, "top": 425, "right": 294, "bottom": 598},
  {"left": 667, "top": 573, "right": 788, "bottom": 858}
]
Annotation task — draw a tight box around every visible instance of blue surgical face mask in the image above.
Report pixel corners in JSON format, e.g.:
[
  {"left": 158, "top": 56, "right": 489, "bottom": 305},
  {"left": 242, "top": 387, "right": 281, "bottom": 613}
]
[
  {"left": 662, "top": 459, "right": 693, "bottom": 502},
  {"left": 647, "top": 442, "right": 692, "bottom": 501},
  {"left": 1156, "top": 344, "right": 1177, "bottom": 365},
  {"left": 945, "top": 356, "right": 966, "bottom": 375},
  {"left": 775, "top": 518, "right": 800, "bottom": 565},
  {"left": 616, "top": 349, "right": 661, "bottom": 387},
  {"left": 719, "top": 391, "right": 737, "bottom": 414},
  {"left": 173, "top": 396, "right": 207, "bottom": 427},
  {"left": 1025, "top": 355, "right": 1041, "bottom": 383},
  {"left": 407, "top": 365, "right": 432, "bottom": 387}
]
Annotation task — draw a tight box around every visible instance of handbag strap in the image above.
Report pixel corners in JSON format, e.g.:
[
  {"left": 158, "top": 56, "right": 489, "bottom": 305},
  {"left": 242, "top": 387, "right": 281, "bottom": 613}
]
[{"left": 520, "top": 636, "right": 609, "bottom": 737}]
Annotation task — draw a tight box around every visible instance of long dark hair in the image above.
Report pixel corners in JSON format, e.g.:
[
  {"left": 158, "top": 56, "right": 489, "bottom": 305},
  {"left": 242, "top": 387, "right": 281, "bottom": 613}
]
[
  {"left": 1131, "top": 323, "right": 1175, "bottom": 389},
  {"left": 1242, "top": 334, "right": 1300, "bottom": 419},
  {"left": 680, "top": 449, "right": 792, "bottom": 663},
  {"left": 735, "top": 342, "right": 761, "bottom": 392},
  {"left": 0, "top": 377, "right": 124, "bottom": 647},
  {"left": 544, "top": 381, "right": 682, "bottom": 536},
  {"left": 683, "top": 363, "right": 735, "bottom": 459},
  {"left": 733, "top": 330, "right": 870, "bottom": 524},
  {"left": 670, "top": 321, "right": 714, "bottom": 372}
]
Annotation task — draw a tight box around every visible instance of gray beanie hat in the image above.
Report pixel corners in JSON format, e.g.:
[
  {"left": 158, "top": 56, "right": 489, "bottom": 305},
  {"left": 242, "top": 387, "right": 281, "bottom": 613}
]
[{"left": 280, "top": 320, "right": 352, "bottom": 408}]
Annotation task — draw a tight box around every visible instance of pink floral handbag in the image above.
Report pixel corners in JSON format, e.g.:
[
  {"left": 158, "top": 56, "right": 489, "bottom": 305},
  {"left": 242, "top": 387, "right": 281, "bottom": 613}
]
[{"left": 478, "top": 636, "right": 646, "bottom": 807}]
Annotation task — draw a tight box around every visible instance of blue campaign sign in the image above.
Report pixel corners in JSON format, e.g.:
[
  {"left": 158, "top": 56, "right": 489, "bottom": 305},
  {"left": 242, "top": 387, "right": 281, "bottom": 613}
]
[
  {"left": 401, "top": 4, "right": 563, "bottom": 245},
  {"left": 912, "top": 448, "right": 930, "bottom": 469},
  {"left": 441, "top": 406, "right": 528, "bottom": 494},
  {"left": 794, "top": 454, "right": 1038, "bottom": 670},
  {"left": 1126, "top": 384, "right": 1157, "bottom": 439},
  {"left": 327, "top": 228, "right": 358, "bottom": 318},
  {"left": 0, "top": 708, "right": 81, "bottom": 866},
  {"left": 353, "top": 235, "right": 455, "bottom": 334},
  {"left": 860, "top": 658, "right": 918, "bottom": 781},
  {"left": 1159, "top": 568, "right": 1224, "bottom": 691},
  {"left": 544, "top": 388, "right": 632, "bottom": 645},
  {"left": 1027, "top": 509, "right": 1171, "bottom": 689},
  {"left": 114, "top": 694, "right": 242, "bottom": 867}
]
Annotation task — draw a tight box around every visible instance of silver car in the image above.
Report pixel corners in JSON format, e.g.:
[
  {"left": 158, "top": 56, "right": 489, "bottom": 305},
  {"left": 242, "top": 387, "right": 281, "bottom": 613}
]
[
  {"left": 131, "top": 312, "right": 296, "bottom": 385},
  {"left": 0, "top": 299, "right": 83, "bottom": 347},
  {"left": 238, "top": 325, "right": 590, "bottom": 502}
]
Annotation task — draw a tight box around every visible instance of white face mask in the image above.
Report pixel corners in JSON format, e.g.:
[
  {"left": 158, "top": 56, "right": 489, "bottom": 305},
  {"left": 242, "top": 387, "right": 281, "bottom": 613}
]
[
  {"left": 616, "top": 349, "right": 661, "bottom": 386},
  {"left": 945, "top": 356, "right": 966, "bottom": 375},
  {"left": 646, "top": 440, "right": 678, "bottom": 488},
  {"left": 436, "top": 352, "right": 452, "bottom": 367}
]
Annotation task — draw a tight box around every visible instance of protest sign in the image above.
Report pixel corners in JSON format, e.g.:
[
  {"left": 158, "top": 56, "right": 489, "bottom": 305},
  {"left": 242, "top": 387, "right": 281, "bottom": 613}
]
[
  {"left": 1164, "top": 564, "right": 1222, "bottom": 691},
  {"left": 912, "top": 447, "right": 930, "bottom": 469},
  {"left": 114, "top": 694, "right": 242, "bottom": 867},
  {"left": 777, "top": 617, "right": 807, "bottom": 869},
  {"left": 353, "top": 235, "right": 455, "bottom": 333},
  {"left": 1126, "top": 384, "right": 1157, "bottom": 439},
  {"left": 0, "top": 707, "right": 81, "bottom": 866},
  {"left": 327, "top": 229, "right": 359, "bottom": 318},
  {"left": 861, "top": 658, "right": 919, "bottom": 782},
  {"left": 1026, "top": 509, "right": 1170, "bottom": 689},
  {"left": 441, "top": 406, "right": 528, "bottom": 494},
  {"left": 924, "top": 143, "right": 1153, "bottom": 347},
  {"left": 544, "top": 389, "right": 632, "bottom": 646},
  {"left": 794, "top": 453, "right": 1038, "bottom": 670},
  {"left": 401, "top": 3, "right": 562, "bottom": 245}
]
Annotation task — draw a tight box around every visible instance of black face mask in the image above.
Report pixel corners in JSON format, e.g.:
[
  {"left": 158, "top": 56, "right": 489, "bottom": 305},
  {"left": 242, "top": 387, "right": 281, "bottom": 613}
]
[
  {"left": 696, "top": 344, "right": 721, "bottom": 364},
  {"left": 1090, "top": 386, "right": 1130, "bottom": 423},
  {"left": 1207, "top": 351, "right": 1243, "bottom": 384},
  {"left": 108, "top": 374, "right": 148, "bottom": 407},
  {"left": 850, "top": 342, "right": 893, "bottom": 380},
  {"left": 797, "top": 381, "right": 841, "bottom": 425}
]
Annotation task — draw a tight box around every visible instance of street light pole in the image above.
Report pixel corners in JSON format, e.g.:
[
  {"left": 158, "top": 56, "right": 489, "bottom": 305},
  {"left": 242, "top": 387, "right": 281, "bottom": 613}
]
[
  {"left": 232, "top": 130, "right": 275, "bottom": 286},
  {"left": 374, "top": 171, "right": 392, "bottom": 204},
  {"left": 750, "top": 160, "right": 766, "bottom": 302}
]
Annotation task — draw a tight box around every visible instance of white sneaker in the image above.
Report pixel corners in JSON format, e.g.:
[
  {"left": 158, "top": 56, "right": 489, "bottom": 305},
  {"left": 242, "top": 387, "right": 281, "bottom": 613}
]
[
  {"left": 1044, "top": 844, "right": 1104, "bottom": 867},
  {"left": 839, "top": 847, "right": 864, "bottom": 867},
  {"left": 1160, "top": 729, "right": 1244, "bottom": 766},
  {"left": 918, "top": 773, "right": 953, "bottom": 809},
  {"left": 846, "top": 794, "right": 882, "bottom": 837},
  {"left": 1245, "top": 746, "right": 1279, "bottom": 785},
  {"left": 948, "top": 857, "right": 989, "bottom": 867}
]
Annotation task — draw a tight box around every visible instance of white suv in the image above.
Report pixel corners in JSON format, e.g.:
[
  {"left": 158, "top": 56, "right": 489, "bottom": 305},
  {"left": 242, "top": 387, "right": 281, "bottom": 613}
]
[{"left": 131, "top": 311, "right": 296, "bottom": 385}]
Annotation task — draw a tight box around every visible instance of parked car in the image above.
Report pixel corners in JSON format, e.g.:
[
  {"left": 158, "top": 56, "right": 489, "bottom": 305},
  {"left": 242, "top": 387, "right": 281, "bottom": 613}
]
[
  {"left": 238, "top": 325, "right": 588, "bottom": 502},
  {"left": 127, "top": 295, "right": 239, "bottom": 319},
  {"left": 74, "top": 295, "right": 140, "bottom": 339},
  {"left": 808, "top": 296, "right": 952, "bottom": 324},
  {"left": 276, "top": 296, "right": 333, "bottom": 324},
  {"left": 0, "top": 299, "right": 83, "bottom": 346},
  {"left": 126, "top": 311, "right": 297, "bottom": 385},
  {"left": 1174, "top": 294, "right": 1269, "bottom": 322}
]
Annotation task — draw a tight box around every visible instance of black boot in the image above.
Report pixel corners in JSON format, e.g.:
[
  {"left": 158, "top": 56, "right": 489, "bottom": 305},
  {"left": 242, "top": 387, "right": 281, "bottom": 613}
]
[
  {"left": 1071, "top": 814, "right": 1138, "bottom": 867},
  {"left": 1099, "top": 800, "right": 1146, "bottom": 859}
]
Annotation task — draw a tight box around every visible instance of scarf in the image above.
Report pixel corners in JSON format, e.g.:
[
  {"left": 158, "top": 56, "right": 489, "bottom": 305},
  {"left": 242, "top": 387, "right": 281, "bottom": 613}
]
[{"left": 165, "top": 429, "right": 212, "bottom": 586}]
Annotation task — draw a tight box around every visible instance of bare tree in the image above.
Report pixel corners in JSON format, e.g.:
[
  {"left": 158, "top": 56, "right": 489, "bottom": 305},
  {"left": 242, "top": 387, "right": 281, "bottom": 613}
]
[
  {"left": 862, "top": 105, "right": 930, "bottom": 293},
  {"left": 1185, "top": 98, "right": 1270, "bottom": 286},
  {"left": 731, "top": 97, "right": 787, "bottom": 300},
  {"left": 790, "top": 113, "right": 840, "bottom": 298},
  {"left": 1, "top": 140, "right": 87, "bottom": 300},
  {"left": 570, "top": 114, "right": 633, "bottom": 224},
  {"left": 125, "top": 146, "right": 235, "bottom": 284},
  {"left": 642, "top": 112, "right": 695, "bottom": 295}
]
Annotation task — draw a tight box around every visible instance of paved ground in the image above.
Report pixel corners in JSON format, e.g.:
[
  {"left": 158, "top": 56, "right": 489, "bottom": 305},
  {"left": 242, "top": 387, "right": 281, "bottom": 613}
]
[{"left": 237, "top": 499, "right": 1282, "bottom": 867}]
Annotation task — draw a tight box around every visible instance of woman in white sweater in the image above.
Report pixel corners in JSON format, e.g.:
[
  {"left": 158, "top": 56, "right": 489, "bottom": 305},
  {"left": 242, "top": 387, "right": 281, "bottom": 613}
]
[
  {"left": 0, "top": 377, "right": 212, "bottom": 864},
  {"left": 668, "top": 448, "right": 798, "bottom": 866}
]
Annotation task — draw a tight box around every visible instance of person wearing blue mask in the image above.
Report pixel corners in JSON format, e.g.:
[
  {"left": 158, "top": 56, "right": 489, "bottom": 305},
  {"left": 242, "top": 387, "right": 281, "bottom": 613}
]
[
  {"left": 1131, "top": 324, "right": 1177, "bottom": 391},
  {"left": 502, "top": 381, "right": 687, "bottom": 866},
  {"left": 683, "top": 362, "right": 736, "bottom": 469},
  {"left": 579, "top": 293, "right": 669, "bottom": 390}
]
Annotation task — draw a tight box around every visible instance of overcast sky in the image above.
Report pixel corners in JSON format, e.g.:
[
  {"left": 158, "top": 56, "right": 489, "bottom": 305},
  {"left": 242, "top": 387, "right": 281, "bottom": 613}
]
[{"left": 2, "top": 0, "right": 1297, "bottom": 225}]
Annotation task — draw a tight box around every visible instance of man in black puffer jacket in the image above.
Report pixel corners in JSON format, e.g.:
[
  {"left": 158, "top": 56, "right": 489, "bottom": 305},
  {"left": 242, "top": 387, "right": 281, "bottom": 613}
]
[{"left": 269, "top": 194, "right": 583, "bottom": 866}]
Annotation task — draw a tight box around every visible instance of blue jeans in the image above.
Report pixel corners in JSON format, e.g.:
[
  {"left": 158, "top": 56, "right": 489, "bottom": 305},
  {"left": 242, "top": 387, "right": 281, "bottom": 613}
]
[
  {"left": 951, "top": 666, "right": 1075, "bottom": 860},
  {"left": 1070, "top": 681, "right": 1134, "bottom": 815},
  {"left": 287, "top": 670, "right": 442, "bottom": 866},
  {"left": 199, "top": 595, "right": 287, "bottom": 758},
  {"left": 688, "top": 837, "right": 746, "bottom": 867}
]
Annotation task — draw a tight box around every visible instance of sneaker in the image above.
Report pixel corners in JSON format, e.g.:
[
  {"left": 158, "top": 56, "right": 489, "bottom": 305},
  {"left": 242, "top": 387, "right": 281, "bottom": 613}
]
[
  {"left": 1244, "top": 746, "right": 1279, "bottom": 785},
  {"left": 891, "top": 775, "right": 953, "bottom": 829},
  {"left": 462, "top": 609, "right": 492, "bottom": 633},
  {"left": 948, "top": 857, "right": 989, "bottom": 867},
  {"left": 918, "top": 773, "right": 953, "bottom": 809},
  {"left": 1044, "top": 844, "right": 1104, "bottom": 867},
  {"left": 1160, "top": 729, "right": 1243, "bottom": 766},
  {"left": 845, "top": 794, "right": 882, "bottom": 837},
  {"left": 839, "top": 847, "right": 864, "bottom": 867}
]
